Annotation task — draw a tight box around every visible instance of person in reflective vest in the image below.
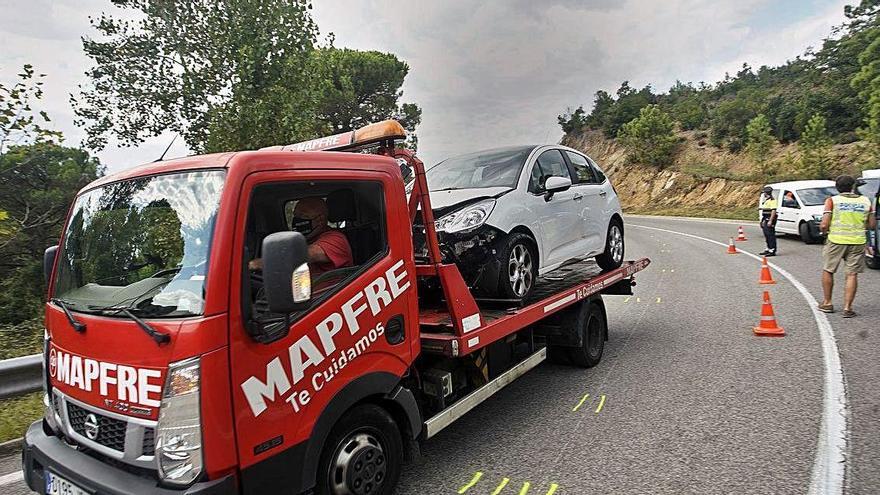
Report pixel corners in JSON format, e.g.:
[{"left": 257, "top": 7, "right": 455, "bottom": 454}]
[
  {"left": 759, "top": 186, "right": 778, "bottom": 256},
  {"left": 819, "top": 175, "right": 876, "bottom": 317}
]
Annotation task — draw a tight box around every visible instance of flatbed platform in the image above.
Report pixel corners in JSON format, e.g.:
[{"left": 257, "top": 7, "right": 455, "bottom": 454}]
[{"left": 419, "top": 258, "right": 650, "bottom": 357}]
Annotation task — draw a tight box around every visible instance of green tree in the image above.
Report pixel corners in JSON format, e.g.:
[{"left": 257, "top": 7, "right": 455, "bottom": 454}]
[
  {"left": 745, "top": 114, "right": 776, "bottom": 176},
  {"left": 617, "top": 105, "right": 678, "bottom": 167},
  {"left": 557, "top": 106, "right": 586, "bottom": 134},
  {"left": 0, "top": 143, "right": 103, "bottom": 323},
  {"left": 74, "top": 1, "right": 418, "bottom": 154},
  {"left": 851, "top": 3, "right": 880, "bottom": 162},
  {"left": 1, "top": 65, "right": 61, "bottom": 153},
  {"left": 798, "top": 114, "right": 834, "bottom": 178},
  {"left": 312, "top": 48, "right": 421, "bottom": 133}
]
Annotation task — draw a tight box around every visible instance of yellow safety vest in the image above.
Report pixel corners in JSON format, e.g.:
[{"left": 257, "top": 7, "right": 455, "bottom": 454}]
[
  {"left": 828, "top": 194, "right": 871, "bottom": 245},
  {"left": 759, "top": 198, "right": 777, "bottom": 216}
]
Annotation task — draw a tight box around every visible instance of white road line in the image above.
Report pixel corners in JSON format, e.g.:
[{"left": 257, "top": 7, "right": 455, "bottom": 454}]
[
  {"left": 0, "top": 470, "right": 24, "bottom": 486},
  {"left": 625, "top": 214, "right": 759, "bottom": 226},
  {"left": 630, "top": 223, "right": 847, "bottom": 495}
]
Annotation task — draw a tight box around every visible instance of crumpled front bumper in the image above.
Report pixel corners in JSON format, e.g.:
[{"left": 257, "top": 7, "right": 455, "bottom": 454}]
[{"left": 22, "top": 420, "right": 235, "bottom": 495}]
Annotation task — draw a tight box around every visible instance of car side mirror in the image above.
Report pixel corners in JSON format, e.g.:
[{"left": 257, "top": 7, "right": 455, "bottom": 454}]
[
  {"left": 544, "top": 176, "right": 572, "bottom": 201},
  {"left": 44, "top": 245, "right": 58, "bottom": 287},
  {"left": 262, "top": 232, "right": 311, "bottom": 314}
]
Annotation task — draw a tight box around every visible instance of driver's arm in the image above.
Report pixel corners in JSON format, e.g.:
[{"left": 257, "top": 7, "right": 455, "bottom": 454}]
[{"left": 308, "top": 243, "right": 331, "bottom": 264}]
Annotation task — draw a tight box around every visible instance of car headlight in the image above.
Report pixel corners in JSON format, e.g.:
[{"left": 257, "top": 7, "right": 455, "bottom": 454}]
[
  {"left": 812, "top": 214, "right": 824, "bottom": 222},
  {"left": 435, "top": 199, "right": 496, "bottom": 234},
  {"left": 157, "top": 357, "right": 202, "bottom": 486}
]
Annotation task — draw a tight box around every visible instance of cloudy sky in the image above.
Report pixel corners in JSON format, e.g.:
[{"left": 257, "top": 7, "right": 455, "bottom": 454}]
[{"left": 0, "top": 0, "right": 851, "bottom": 171}]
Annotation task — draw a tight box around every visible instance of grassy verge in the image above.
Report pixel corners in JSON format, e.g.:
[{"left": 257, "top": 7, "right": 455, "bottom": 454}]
[
  {"left": 0, "top": 392, "right": 42, "bottom": 443},
  {"left": 0, "top": 317, "right": 43, "bottom": 360},
  {"left": 624, "top": 206, "right": 757, "bottom": 221}
]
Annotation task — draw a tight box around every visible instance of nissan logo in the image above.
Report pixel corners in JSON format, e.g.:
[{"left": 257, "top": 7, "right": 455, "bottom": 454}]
[{"left": 83, "top": 413, "right": 100, "bottom": 440}]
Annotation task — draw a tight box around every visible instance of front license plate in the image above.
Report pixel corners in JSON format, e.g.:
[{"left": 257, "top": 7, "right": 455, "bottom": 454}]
[{"left": 45, "top": 470, "right": 89, "bottom": 495}]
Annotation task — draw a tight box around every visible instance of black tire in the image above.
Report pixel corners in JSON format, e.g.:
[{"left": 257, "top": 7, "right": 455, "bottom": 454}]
[
  {"left": 568, "top": 302, "right": 607, "bottom": 368},
  {"left": 316, "top": 404, "right": 403, "bottom": 495},
  {"left": 799, "top": 222, "right": 819, "bottom": 244},
  {"left": 496, "top": 233, "right": 538, "bottom": 300},
  {"left": 596, "top": 219, "right": 624, "bottom": 272},
  {"left": 867, "top": 254, "right": 880, "bottom": 270}
]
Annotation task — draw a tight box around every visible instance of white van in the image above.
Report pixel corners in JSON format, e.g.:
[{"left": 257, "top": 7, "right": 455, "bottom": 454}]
[{"left": 764, "top": 180, "right": 838, "bottom": 244}]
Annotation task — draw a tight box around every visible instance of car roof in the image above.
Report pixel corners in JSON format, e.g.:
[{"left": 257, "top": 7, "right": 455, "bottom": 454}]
[
  {"left": 766, "top": 180, "right": 837, "bottom": 190},
  {"left": 861, "top": 169, "right": 880, "bottom": 179}
]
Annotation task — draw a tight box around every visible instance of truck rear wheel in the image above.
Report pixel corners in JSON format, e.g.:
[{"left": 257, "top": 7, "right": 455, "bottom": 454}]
[
  {"left": 317, "top": 404, "right": 403, "bottom": 495},
  {"left": 568, "top": 302, "right": 607, "bottom": 368}
]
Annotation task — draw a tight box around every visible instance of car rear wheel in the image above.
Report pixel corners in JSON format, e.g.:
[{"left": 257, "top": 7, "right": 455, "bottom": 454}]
[
  {"left": 867, "top": 253, "right": 880, "bottom": 270},
  {"left": 799, "top": 222, "right": 820, "bottom": 244},
  {"left": 596, "top": 220, "right": 624, "bottom": 272},
  {"left": 497, "top": 233, "right": 538, "bottom": 300}
]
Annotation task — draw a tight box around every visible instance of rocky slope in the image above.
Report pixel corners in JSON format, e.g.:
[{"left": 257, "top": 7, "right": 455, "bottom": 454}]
[{"left": 561, "top": 131, "right": 762, "bottom": 219}]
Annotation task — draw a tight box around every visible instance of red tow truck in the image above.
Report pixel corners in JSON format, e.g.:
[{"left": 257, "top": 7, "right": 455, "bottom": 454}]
[{"left": 23, "top": 120, "right": 649, "bottom": 495}]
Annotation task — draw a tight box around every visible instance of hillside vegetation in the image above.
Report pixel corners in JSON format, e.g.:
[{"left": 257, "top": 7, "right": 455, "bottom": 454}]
[{"left": 558, "top": 1, "right": 880, "bottom": 218}]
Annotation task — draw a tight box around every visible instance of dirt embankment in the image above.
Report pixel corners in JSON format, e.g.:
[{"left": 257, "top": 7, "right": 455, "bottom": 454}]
[{"left": 561, "top": 131, "right": 763, "bottom": 220}]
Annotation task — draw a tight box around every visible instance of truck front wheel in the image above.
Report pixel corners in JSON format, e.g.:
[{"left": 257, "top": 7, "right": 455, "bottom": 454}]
[{"left": 317, "top": 404, "right": 403, "bottom": 495}]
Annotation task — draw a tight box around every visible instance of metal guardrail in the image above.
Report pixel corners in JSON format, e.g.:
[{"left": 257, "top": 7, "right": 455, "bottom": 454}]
[{"left": 0, "top": 353, "right": 43, "bottom": 400}]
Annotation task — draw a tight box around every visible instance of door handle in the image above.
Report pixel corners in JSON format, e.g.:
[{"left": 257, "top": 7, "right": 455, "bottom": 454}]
[
  {"left": 573, "top": 193, "right": 583, "bottom": 201},
  {"left": 599, "top": 191, "right": 607, "bottom": 197}
]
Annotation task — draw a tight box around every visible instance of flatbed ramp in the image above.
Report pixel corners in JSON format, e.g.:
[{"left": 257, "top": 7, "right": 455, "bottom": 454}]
[{"left": 419, "top": 258, "right": 650, "bottom": 357}]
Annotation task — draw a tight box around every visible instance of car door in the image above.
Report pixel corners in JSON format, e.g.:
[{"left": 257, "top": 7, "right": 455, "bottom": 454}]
[
  {"left": 776, "top": 189, "right": 799, "bottom": 234},
  {"left": 564, "top": 151, "right": 605, "bottom": 254},
  {"left": 523, "top": 149, "right": 581, "bottom": 268}
]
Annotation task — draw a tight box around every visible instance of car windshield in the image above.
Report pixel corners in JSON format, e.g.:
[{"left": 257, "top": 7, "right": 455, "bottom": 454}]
[
  {"left": 859, "top": 178, "right": 879, "bottom": 200},
  {"left": 426, "top": 146, "right": 533, "bottom": 191},
  {"left": 797, "top": 186, "right": 838, "bottom": 206},
  {"left": 53, "top": 170, "right": 226, "bottom": 317}
]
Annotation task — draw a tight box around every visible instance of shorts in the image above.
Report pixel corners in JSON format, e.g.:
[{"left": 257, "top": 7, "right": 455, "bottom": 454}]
[{"left": 823, "top": 242, "right": 866, "bottom": 274}]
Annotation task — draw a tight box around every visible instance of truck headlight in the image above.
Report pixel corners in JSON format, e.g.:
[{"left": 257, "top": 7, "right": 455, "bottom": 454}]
[
  {"left": 42, "top": 329, "right": 60, "bottom": 432},
  {"left": 435, "top": 199, "right": 496, "bottom": 234},
  {"left": 157, "top": 357, "right": 202, "bottom": 486}
]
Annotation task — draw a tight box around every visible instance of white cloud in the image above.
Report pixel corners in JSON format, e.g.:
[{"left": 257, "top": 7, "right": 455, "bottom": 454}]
[{"left": 0, "top": 0, "right": 853, "bottom": 171}]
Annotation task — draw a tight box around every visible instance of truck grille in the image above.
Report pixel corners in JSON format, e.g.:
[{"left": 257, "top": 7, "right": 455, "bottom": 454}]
[
  {"left": 67, "top": 402, "right": 127, "bottom": 452},
  {"left": 142, "top": 427, "right": 155, "bottom": 456}
]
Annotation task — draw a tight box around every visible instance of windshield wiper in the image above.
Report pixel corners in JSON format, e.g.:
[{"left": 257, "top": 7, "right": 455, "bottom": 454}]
[
  {"left": 121, "top": 309, "right": 170, "bottom": 345},
  {"left": 431, "top": 187, "right": 461, "bottom": 192},
  {"left": 50, "top": 298, "right": 86, "bottom": 333}
]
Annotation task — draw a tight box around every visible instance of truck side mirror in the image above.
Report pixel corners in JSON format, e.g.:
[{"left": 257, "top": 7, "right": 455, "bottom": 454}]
[
  {"left": 544, "top": 176, "right": 572, "bottom": 201},
  {"left": 262, "top": 232, "right": 311, "bottom": 314},
  {"left": 44, "top": 245, "right": 58, "bottom": 287}
]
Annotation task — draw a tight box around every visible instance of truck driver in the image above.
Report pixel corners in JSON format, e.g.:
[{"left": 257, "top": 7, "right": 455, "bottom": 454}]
[{"left": 249, "top": 196, "right": 353, "bottom": 278}]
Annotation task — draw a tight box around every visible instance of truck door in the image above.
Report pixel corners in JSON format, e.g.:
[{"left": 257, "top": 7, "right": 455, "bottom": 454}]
[{"left": 226, "top": 168, "right": 418, "bottom": 485}]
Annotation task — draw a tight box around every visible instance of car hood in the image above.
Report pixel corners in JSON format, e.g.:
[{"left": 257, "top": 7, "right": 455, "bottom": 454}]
[{"left": 428, "top": 187, "right": 512, "bottom": 216}]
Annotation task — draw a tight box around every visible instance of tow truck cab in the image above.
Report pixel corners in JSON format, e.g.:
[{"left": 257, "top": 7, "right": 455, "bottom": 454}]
[{"left": 23, "top": 120, "right": 648, "bottom": 495}]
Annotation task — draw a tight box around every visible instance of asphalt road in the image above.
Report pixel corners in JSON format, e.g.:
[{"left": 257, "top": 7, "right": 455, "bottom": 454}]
[{"left": 1, "top": 215, "right": 877, "bottom": 494}]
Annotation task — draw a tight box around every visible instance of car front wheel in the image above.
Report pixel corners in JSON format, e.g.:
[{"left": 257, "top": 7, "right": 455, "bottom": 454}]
[
  {"left": 596, "top": 220, "right": 624, "bottom": 271},
  {"left": 497, "top": 233, "right": 538, "bottom": 300}
]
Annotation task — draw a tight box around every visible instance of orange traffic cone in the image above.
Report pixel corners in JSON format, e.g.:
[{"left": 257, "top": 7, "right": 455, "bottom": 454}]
[
  {"left": 753, "top": 291, "right": 785, "bottom": 337},
  {"left": 737, "top": 226, "right": 748, "bottom": 241},
  {"left": 727, "top": 237, "right": 738, "bottom": 254},
  {"left": 759, "top": 257, "right": 776, "bottom": 285}
]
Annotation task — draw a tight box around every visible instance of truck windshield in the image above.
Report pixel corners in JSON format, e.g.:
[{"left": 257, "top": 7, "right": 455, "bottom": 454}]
[
  {"left": 426, "top": 146, "right": 532, "bottom": 191},
  {"left": 797, "top": 186, "right": 838, "bottom": 206},
  {"left": 53, "top": 170, "right": 226, "bottom": 317}
]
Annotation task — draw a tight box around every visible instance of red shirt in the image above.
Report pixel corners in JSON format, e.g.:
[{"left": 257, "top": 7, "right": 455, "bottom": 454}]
[{"left": 311, "top": 230, "right": 353, "bottom": 277}]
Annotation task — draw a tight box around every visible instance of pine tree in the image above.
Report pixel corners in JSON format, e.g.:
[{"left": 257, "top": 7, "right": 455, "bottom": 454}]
[
  {"left": 745, "top": 114, "right": 776, "bottom": 177},
  {"left": 798, "top": 114, "right": 833, "bottom": 178}
]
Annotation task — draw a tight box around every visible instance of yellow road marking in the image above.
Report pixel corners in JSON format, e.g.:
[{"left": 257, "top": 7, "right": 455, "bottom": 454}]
[
  {"left": 656, "top": 297, "right": 662, "bottom": 304},
  {"left": 518, "top": 482, "right": 531, "bottom": 495},
  {"left": 670, "top": 269, "right": 675, "bottom": 273},
  {"left": 545, "top": 484, "right": 559, "bottom": 495},
  {"left": 661, "top": 269, "right": 666, "bottom": 273},
  {"left": 636, "top": 297, "right": 641, "bottom": 303},
  {"left": 458, "top": 472, "right": 483, "bottom": 493},
  {"left": 491, "top": 478, "right": 510, "bottom": 495},
  {"left": 572, "top": 393, "right": 590, "bottom": 412},
  {"left": 595, "top": 394, "right": 606, "bottom": 413},
  {"left": 623, "top": 297, "right": 631, "bottom": 303}
]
